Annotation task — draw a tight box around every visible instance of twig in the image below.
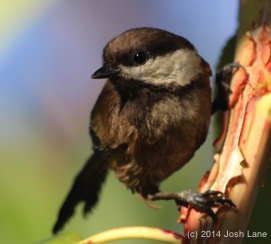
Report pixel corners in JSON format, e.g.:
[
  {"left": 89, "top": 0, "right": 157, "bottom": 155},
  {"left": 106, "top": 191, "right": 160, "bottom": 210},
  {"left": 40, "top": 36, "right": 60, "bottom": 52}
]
[{"left": 78, "top": 226, "right": 184, "bottom": 244}]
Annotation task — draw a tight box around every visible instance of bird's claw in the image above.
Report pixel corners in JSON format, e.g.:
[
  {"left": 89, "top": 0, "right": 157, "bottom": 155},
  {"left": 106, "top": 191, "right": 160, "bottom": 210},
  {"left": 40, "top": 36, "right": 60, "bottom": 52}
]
[
  {"left": 175, "top": 190, "right": 236, "bottom": 221},
  {"left": 149, "top": 190, "right": 236, "bottom": 222},
  {"left": 212, "top": 62, "right": 243, "bottom": 114}
]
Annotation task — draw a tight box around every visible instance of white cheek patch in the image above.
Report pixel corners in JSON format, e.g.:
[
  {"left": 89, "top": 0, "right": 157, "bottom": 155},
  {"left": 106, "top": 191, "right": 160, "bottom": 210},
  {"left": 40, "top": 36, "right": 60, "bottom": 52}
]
[{"left": 119, "top": 49, "right": 204, "bottom": 87}]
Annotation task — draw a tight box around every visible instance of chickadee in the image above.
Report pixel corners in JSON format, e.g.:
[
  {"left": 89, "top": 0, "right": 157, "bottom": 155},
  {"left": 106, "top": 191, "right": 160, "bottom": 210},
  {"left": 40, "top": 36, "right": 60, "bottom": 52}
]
[{"left": 53, "top": 27, "right": 234, "bottom": 234}]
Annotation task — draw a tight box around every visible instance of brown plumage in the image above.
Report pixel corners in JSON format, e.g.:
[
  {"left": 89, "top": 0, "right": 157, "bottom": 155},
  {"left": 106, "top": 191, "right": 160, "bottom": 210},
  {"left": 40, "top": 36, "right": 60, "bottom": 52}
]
[
  {"left": 91, "top": 75, "right": 212, "bottom": 197},
  {"left": 53, "top": 27, "right": 213, "bottom": 234}
]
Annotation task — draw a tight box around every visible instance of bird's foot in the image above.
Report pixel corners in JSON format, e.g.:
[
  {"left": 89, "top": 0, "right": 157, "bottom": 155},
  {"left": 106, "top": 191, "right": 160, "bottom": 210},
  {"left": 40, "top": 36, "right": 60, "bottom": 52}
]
[
  {"left": 148, "top": 190, "right": 235, "bottom": 221},
  {"left": 212, "top": 62, "right": 242, "bottom": 114}
]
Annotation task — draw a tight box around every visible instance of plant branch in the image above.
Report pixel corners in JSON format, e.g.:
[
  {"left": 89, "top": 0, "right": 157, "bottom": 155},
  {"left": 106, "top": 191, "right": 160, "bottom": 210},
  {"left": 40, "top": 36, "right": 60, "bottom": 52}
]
[
  {"left": 180, "top": 0, "right": 271, "bottom": 243},
  {"left": 78, "top": 226, "right": 184, "bottom": 244}
]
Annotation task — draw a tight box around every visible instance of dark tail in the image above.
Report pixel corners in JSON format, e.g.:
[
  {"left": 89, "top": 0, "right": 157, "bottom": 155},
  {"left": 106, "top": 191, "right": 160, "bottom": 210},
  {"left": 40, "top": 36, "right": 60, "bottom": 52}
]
[{"left": 52, "top": 153, "right": 109, "bottom": 234}]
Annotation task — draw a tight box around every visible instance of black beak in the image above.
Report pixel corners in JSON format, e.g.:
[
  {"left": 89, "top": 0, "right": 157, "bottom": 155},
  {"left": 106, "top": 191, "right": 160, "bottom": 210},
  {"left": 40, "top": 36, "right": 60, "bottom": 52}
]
[{"left": 91, "top": 66, "right": 120, "bottom": 79}]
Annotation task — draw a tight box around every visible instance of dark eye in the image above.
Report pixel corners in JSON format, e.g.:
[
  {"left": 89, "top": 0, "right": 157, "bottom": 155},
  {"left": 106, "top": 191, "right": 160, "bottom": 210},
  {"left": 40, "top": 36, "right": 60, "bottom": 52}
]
[{"left": 133, "top": 52, "right": 148, "bottom": 65}]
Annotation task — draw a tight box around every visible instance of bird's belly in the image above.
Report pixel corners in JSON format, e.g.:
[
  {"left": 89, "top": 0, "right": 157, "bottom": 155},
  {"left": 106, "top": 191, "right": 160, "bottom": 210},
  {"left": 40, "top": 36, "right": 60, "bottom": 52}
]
[
  {"left": 110, "top": 123, "right": 208, "bottom": 194},
  {"left": 108, "top": 92, "right": 211, "bottom": 195}
]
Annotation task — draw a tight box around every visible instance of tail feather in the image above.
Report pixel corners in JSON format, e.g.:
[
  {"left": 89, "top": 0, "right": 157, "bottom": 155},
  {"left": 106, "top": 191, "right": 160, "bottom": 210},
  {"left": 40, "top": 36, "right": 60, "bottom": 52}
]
[{"left": 52, "top": 153, "right": 109, "bottom": 234}]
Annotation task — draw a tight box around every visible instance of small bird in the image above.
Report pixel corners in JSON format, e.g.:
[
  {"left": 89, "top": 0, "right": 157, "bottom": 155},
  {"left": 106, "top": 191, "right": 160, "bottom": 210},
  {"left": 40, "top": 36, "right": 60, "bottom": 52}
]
[{"left": 53, "top": 27, "right": 234, "bottom": 234}]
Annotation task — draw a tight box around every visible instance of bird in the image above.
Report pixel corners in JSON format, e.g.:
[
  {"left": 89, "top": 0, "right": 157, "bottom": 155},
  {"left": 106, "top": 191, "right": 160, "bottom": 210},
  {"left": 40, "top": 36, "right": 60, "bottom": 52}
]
[{"left": 52, "top": 27, "right": 234, "bottom": 234}]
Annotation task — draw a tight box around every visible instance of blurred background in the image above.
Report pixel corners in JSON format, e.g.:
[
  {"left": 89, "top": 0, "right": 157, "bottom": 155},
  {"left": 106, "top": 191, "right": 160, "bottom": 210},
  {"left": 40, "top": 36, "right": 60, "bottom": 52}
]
[{"left": 1, "top": 1, "right": 270, "bottom": 243}]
